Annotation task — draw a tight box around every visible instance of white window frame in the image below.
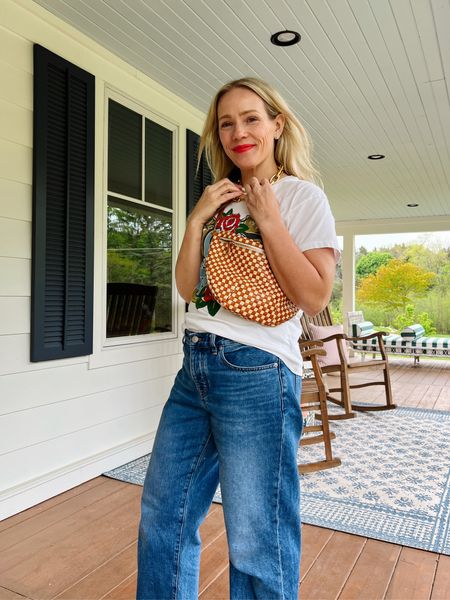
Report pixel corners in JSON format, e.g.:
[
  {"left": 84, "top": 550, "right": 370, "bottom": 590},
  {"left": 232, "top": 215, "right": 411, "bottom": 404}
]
[{"left": 101, "top": 89, "right": 179, "bottom": 349}]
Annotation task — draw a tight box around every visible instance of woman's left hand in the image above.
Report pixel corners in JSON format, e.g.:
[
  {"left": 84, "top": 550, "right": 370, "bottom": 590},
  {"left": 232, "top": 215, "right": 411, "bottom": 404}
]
[{"left": 243, "top": 177, "right": 281, "bottom": 229}]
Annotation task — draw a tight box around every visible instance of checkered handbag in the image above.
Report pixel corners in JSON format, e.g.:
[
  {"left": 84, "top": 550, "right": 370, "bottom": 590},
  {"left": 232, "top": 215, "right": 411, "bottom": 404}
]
[{"left": 206, "top": 230, "right": 299, "bottom": 326}]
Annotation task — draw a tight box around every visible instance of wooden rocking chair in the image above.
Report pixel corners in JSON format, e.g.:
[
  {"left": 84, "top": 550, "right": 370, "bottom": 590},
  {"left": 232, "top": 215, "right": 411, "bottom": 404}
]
[
  {"left": 106, "top": 282, "right": 158, "bottom": 337},
  {"left": 300, "top": 306, "right": 396, "bottom": 419},
  {"left": 299, "top": 343, "right": 341, "bottom": 473}
]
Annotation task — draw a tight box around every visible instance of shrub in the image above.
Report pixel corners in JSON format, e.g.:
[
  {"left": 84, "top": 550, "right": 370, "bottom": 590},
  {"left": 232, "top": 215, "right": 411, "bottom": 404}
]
[
  {"left": 356, "top": 251, "right": 393, "bottom": 279},
  {"left": 392, "top": 304, "right": 436, "bottom": 335}
]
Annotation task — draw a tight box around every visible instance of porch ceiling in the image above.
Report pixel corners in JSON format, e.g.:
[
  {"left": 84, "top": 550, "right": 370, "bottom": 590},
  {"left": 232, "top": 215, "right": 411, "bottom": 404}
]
[{"left": 33, "top": 0, "right": 450, "bottom": 223}]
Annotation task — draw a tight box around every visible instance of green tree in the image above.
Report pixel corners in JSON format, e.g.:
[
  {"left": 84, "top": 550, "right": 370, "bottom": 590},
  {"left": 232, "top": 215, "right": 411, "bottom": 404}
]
[
  {"left": 357, "top": 259, "right": 436, "bottom": 312},
  {"left": 355, "top": 245, "right": 368, "bottom": 262},
  {"left": 107, "top": 205, "right": 172, "bottom": 287},
  {"left": 107, "top": 205, "right": 173, "bottom": 331},
  {"left": 379, "top": 243, "right": 408, "bottom": 260},
  {"left": 403, "top": 244, "right": 448, "bottom": 274},
  {"left": 436, "top": 263, "right": 450, "bottom": 293},
  {"left": 356, "top": 251, "right": 393, "bottom": 279},
  {"left": 392, "top": 304, "right": 436, "bottom": 335}
]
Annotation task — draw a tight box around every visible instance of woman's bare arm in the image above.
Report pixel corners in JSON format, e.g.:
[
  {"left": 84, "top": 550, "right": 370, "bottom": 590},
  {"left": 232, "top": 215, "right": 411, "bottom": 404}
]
[
  {"left": 175, "top": 217, "right": 204, "bottom": 303},
  {"left": 259, "top": 218, "right": 336, "bottom": 315},
  {"left": 243, "top": 176, "right": 336, "bottom": 315}
]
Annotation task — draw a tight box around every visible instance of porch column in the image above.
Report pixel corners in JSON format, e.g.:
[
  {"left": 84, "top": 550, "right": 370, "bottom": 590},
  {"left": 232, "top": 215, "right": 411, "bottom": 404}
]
[{"left": 341, "top": 233, "right": 355, "bottom": 333}]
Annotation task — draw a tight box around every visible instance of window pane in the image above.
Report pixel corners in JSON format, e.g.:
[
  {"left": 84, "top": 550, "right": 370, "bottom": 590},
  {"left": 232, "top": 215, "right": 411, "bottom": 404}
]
[
  {"left": 108, "top": 100, "right": 142, "bottom": 198},
  {"left": 145, "top": 120, "right": 172, "bottom": 209},
  {"left": 107, "top": 199, "right": 173, "bottom": 337}
]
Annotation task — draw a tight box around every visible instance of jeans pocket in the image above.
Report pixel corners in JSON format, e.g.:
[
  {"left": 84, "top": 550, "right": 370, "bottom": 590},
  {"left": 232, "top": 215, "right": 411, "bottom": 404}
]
[{"left": 219, "top": 344, "right": 279, "bottom": 371}]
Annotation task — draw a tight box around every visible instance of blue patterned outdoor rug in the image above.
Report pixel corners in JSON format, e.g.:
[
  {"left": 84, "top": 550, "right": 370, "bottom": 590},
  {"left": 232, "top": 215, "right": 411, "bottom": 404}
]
[{"left": 104, "top": 406, "right": 450, "bottom": 555}]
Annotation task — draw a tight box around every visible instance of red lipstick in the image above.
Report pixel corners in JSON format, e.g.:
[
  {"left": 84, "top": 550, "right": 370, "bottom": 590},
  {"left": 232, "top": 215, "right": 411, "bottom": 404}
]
[{"left": 232, "top": 144, "right": 255, "bottom": 153}]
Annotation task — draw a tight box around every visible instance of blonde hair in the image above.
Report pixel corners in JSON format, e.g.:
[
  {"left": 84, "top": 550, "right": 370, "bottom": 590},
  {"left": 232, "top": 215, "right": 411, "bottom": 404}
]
[{"left": 198, "top": 77, "right": 321, "bottom": 185}]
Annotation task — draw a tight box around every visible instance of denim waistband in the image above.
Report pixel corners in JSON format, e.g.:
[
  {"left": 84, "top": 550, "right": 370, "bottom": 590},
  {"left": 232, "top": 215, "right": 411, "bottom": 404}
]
[{"left": 183, "top": 329, "right": 243, "bottom": 350}]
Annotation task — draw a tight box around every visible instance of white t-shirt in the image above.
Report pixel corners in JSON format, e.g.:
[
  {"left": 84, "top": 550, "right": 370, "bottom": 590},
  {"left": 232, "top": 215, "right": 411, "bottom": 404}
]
[{"left": 183, "top": 176, "right": 341, "bottom": 375}]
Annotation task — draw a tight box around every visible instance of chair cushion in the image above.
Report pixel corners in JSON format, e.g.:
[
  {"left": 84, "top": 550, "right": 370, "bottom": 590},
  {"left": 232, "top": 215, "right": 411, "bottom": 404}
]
[
  {"left": 303, "top": 410, "right": 316, "bottom": 429},
  {"left": 382, "top": 334, "right": 413, "bottom": 354},
  {"left": 352, "top": 321, "right": 375, "bottom": 337},
  {"left": 411, "top": 337, "right": 450, "bottom": 350},
  {"left": 308, "top": 323, "right": 349, "bottom": 367},
  {"left": 401, "top": 324, "right": 425, "bottom": 338}
]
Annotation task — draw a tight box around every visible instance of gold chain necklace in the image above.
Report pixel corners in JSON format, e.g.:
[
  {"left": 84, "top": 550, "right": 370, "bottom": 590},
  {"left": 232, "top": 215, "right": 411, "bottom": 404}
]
[
  {"left": 237, "top": 164, "right": 285, "bottom": 201},
  {"left": 269, "top": 164, "right": 285, "bottom": 184}
]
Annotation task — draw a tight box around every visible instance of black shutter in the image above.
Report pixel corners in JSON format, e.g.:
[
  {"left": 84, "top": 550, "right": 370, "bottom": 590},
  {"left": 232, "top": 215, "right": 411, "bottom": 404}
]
[
  {"left": 31, "top": 45, "right": 95, "bottom": 361},
  {"left": 186, "top": 129, "right": 213, "bottom": 218}
]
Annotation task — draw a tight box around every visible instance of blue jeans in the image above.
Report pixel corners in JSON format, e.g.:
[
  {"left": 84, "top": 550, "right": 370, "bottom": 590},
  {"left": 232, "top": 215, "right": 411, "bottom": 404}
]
[{"left": 137, "top": 331, "right": 303, "bottom": 599}]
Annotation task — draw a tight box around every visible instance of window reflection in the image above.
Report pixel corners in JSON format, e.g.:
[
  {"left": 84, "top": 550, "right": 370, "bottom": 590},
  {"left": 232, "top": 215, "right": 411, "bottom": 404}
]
[
  {"left": 108, "top": 100, "right": 142, "bottom": 198},
  {"left": 107, "top": 201, "right": 172, "bottom": 336}
]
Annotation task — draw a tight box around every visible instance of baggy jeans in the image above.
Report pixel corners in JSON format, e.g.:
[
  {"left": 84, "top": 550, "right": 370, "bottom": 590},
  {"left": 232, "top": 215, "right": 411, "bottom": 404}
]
[{"left": 137, "top": 331, "right": 303, "bottom": 599}]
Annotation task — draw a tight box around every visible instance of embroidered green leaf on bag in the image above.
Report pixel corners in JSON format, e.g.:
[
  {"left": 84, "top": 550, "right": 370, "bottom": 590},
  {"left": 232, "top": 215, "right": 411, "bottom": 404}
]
[
  {"left": 194, "top": 286, "right": 221, "bottom": 316},
  {"left": 236, "top": 222, "right": 249, "bottom": 233},
  {"left": 206, "top": 299, "right": 221, "bottom": 316}
]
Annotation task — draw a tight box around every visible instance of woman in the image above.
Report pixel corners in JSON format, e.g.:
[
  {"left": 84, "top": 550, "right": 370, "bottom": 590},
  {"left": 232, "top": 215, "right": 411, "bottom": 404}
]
[{"left": 137, "top": 77, "right": 340, "bottom": 599}]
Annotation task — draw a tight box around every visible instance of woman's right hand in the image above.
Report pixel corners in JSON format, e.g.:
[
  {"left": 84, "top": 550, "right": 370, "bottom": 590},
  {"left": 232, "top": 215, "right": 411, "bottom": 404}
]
[
  {"left": 188, "top": 178, "right": 244, "bottom": 225},
  {"left": 176, "top": 178, "right": 243, "bottom": 302}
]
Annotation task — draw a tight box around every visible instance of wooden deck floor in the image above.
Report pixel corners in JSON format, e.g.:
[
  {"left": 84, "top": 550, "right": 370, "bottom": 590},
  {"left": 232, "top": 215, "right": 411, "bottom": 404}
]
[{"left": 1, "top": 358, "right": 450, "bottom": 600}]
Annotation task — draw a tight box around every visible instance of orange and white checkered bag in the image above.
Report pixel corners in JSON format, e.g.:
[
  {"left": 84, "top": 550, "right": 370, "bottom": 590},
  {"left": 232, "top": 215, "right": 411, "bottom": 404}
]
[{"left": 206, "top": 230, "right": 299, "bottom": 326}]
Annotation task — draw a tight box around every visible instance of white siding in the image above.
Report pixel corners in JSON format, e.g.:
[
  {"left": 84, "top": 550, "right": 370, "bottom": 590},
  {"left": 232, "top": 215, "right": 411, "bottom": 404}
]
[{"left": 0, "top": 0, "right": 205, "bottom": 519}]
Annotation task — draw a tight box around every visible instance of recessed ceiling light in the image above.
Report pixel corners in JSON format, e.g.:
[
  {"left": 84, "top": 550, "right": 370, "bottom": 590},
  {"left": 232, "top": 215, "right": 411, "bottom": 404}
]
[
  {"left": 270, "top": 30, "right": 301, "bottom": 46},
  {"left": 407, "top": 203, "right": 419, "bottom": 207},
  {"left": 368, "top": 154, "right": 385, "bottom": 160}
]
